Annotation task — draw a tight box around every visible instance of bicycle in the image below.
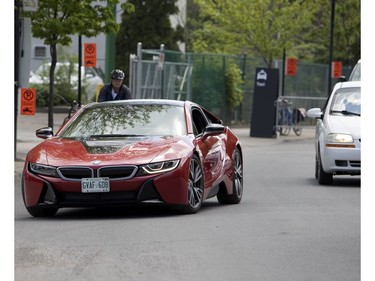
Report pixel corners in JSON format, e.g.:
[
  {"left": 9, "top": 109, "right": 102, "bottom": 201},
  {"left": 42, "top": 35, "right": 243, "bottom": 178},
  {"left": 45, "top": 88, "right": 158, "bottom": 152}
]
[
  {"left": 62, "top": 100, "right": 79, "bottom": 125},
  {"left": 275, "top": 97, "right": 306, "bottom": 136}
]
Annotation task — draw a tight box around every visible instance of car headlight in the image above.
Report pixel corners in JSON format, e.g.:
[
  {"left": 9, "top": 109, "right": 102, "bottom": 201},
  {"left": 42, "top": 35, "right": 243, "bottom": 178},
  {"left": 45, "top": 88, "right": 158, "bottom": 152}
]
[
  {"left": 137, "top": 160, "right": 180, "bottom": 176},
  {"left": 29, "top": 162, "right": 59, "bottom": 177},
  {"left": 326, "top": 133, "right": 355, "bottom": 148}
]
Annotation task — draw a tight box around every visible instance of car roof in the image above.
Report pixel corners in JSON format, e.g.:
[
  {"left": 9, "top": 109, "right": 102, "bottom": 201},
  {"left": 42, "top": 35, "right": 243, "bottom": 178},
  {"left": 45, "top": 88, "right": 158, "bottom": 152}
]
[
  {"left": 86, "top": 99, "right": 191, "bottom": 108},
  {"left": 335, "top": 80, "right": 361, "bottom": 90}
]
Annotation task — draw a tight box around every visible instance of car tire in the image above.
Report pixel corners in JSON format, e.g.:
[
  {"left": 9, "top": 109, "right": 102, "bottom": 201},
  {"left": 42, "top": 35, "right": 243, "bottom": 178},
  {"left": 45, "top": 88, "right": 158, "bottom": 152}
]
[
  {"left": 179, "top": 155, "right": 204, "bottom": 214},
  {"left": 217, "top": 148, "right": 243, "bottom": 204},
  {"left": 317, "top": 151, "right": 333, "bottom": 185}
]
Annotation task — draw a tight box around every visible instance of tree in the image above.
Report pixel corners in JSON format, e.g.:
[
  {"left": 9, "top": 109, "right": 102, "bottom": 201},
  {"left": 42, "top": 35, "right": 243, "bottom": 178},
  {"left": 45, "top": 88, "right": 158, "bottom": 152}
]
[
  {"left": 116, "top": 0, "right": 184, "bottom": 83},
  {"left": 188, "top": 0, "right": 360, "bottom": 68},
  {"left": 189, "top": 0, "right": 314, "bottom": 67},
  {"left": 296, "top": 0, "right": 360, "bottom": 67},
  {"left": 21, "top": 0, "right": 134, "bottom": 128}
]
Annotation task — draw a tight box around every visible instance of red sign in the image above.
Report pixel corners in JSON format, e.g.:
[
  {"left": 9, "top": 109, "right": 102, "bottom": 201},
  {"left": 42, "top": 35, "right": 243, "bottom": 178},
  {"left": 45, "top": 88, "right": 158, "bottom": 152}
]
[
  {"left": 21, "top": 88, "right": 36, "bottom": 115},
  {"left": 84, "top": 43, "right": 97, "bottom": 67},
  {"left": 286, "top": 58, "right": 297, "bottom": 76},
  {"left": 331, "top": 61, "right": 342, "bottom": 78}
]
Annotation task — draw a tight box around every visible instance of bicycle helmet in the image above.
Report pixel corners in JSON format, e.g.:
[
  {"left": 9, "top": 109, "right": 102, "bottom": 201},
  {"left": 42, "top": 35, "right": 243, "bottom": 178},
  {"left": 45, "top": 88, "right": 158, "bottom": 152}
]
[{"left": 110, "top": 69, "right": 125, "bottom": 80}]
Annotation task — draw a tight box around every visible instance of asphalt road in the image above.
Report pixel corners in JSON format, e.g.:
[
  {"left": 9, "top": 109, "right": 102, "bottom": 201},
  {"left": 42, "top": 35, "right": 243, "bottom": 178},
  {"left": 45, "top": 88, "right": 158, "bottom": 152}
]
[{"left": 13, "top": 113, "right": 360, "bottom": 281}]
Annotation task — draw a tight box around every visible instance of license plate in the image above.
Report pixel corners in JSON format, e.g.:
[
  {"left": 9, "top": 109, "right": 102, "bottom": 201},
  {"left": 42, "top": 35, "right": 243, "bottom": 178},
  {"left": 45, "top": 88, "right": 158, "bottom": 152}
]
[{"left": 81, "top": 178, "right": 110, "bottom": 193}]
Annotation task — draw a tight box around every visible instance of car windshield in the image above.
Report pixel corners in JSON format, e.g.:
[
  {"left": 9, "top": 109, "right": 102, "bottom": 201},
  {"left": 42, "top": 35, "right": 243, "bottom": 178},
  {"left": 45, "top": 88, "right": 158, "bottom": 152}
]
[
  {"left": 330, "top": 87, "right": 361, "bottom": 116},
  {"left": 59, "top": 103, "right": 187, "bottom": 138}
]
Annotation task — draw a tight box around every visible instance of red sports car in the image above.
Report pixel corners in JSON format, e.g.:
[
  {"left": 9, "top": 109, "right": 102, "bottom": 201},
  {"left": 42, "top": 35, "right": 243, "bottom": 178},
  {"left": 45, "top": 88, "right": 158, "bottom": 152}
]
[{"left": 22, "top": 99, "right": 243, "bottom": 216}]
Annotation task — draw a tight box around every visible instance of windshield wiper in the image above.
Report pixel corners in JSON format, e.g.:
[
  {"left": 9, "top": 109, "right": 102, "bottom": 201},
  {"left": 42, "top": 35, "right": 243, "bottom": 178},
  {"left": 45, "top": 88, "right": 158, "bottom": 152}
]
[{"left": 330, "top": 110, "right": 360, "bottom": 116}]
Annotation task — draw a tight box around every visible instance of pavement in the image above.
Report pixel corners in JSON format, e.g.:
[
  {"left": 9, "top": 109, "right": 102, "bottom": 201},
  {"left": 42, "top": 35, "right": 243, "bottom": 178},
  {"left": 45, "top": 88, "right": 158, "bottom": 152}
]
[{"left": 14, "top": 111, "right": 315, "bottom": 174}]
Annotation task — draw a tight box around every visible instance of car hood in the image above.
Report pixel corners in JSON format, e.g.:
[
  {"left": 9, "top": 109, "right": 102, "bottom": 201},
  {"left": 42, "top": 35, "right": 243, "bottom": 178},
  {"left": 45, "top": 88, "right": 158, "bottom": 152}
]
[
  {"left": 328, "top": 116, "right": 361, "bottom": 139},
  {"left": 27, "top": 135, "right": 193, "bottom": 167}
]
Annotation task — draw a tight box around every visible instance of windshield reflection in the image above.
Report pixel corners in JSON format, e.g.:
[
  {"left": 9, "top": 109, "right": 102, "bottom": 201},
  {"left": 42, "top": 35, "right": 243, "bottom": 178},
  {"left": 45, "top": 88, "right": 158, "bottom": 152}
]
[
  {"left": 330, "top": 88, "right": 361, "bottom": 116},
  {"left": 60, "top": 104, "right": 187, "bottom": 138}
]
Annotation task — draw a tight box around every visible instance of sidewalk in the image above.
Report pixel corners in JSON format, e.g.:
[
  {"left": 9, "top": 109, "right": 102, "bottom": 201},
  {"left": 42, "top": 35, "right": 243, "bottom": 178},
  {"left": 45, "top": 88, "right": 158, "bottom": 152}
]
[
  {"left": 16, "top": 112, "right": 67, "bottom": 160},
  {"left": 14, "top": 112, "right": 315, "bottom": 173}
]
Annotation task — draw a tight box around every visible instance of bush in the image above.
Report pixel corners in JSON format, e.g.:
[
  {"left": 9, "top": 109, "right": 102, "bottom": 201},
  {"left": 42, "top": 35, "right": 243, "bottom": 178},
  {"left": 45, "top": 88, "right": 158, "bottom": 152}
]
[
  {"left": 225, "top": 63, "right": 244, "bottom": 109},
  {"left": 31, "top": 82, "right": 79, "bottom": 107}
]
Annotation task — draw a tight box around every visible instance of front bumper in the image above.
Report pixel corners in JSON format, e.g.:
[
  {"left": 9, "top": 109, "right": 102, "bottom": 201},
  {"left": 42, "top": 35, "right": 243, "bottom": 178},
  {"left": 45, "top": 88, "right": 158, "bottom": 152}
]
[
  {"left": 22, "top": 158, "right": 190, "bottom": 208},
  {"left": 321, "top": 143, "right": 361, "bottom": 175}
]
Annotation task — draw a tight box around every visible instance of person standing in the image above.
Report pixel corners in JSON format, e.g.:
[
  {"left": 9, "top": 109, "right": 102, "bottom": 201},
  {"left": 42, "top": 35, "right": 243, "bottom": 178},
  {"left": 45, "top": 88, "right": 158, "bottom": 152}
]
[{"left": 97, "top": 69, "right": 133, "bottom": 102}]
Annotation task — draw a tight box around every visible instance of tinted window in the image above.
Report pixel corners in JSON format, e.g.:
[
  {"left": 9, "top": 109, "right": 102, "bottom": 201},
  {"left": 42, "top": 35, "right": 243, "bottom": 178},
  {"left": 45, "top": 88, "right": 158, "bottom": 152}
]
[{"left": 192, "top": 108, "right": 208, "bottom": 135}]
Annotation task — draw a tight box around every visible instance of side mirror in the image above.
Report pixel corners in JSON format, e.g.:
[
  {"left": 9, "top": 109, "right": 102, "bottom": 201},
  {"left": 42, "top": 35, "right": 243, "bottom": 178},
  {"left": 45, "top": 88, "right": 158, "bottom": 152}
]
[
  {"left": 337, "top": 76, "right": 347, "bottom": 82},
  {"left": 306, "top": 108, "right": 323, "bottom": 119},
  {"left": 202, "top": 123, "right": 225, "bottom": 138},
  {"left": 36, "top": 127, "right": 54, "bottom": 139}
]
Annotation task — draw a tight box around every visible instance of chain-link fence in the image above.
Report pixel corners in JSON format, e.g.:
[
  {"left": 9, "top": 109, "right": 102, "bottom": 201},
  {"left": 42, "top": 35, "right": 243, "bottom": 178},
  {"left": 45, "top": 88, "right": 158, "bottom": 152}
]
[{"left": 129, "top": 45, "right": 352, "bottom": 126}]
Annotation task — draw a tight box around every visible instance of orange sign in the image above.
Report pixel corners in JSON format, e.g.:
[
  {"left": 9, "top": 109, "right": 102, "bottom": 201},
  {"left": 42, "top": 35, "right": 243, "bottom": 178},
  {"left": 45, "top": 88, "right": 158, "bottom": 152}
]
[
  {"left": 84, "top": 43, "right": 97, "bottom": 67},
  {"left": 331, "top": 61, "right": 342, "bottom": 78},
  {"left": 21, "top": 88, "right": 36, "bottom": 115},
  {"left": 286, "top": 58, "right": 297, "bottom": 76}
]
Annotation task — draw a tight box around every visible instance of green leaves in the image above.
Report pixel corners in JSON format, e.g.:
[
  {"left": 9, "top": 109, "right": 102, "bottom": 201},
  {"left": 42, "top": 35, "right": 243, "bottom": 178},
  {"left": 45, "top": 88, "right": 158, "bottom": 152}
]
[
  {"left": 22, "top": 0, "right": 131, "bottom": 45},
  {"left": 190, "top": 0, "right": 359, "bottom": 67},
  {"left": 225, "top": 63, "right": 244, "bottom": 108}
]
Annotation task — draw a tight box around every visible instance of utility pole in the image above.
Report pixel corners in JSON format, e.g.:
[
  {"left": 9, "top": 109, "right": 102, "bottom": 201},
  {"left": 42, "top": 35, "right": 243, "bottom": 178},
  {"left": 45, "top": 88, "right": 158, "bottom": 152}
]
[
  {"left": 15, "top": 0, "right": 21, "bottom": 161},
  {"left": 328, "top": 0, "right": 335, "bottom": 96}
]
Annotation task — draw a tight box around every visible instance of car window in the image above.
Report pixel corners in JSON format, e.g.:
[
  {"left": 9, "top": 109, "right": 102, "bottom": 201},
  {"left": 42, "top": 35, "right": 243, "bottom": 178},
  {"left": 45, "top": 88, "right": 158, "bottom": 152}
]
[
  {"left": 330, "top": 87, "right": 361, "bottom": 115},
  {"left": 60, "top": 104, "right": 187, "bottom": 138},
  {"left": 348, "top": 60, "right": 361, "bottom": 81},
  {"left": 192, "top": 108, "right": 208, "bottom": 135}
]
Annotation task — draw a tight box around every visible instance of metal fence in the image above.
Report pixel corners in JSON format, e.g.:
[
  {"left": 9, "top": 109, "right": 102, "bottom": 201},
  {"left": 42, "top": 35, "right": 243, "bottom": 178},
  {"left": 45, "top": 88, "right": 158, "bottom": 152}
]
[{"left": 129, "top": 44, "right": 352, "bottom": 126}]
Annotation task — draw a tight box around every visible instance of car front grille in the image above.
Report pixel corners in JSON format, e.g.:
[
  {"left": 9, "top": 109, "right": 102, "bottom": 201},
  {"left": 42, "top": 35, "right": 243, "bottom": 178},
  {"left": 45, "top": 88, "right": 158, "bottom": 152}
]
[
  {"left": 57, "top": 167, "right": 93, "bottom": 179},
  {"left": 57, "top": 165, "right": 138, "bottom": 181},
  {"left": 98, "top": 166, "right": 138, "bottom": 179}
]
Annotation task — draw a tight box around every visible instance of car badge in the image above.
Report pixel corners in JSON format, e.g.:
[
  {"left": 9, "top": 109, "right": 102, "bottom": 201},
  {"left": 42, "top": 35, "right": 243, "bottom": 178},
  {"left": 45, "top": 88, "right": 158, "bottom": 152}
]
[{"left": 92, "top": 160, "right": 102, "bottom": 165}]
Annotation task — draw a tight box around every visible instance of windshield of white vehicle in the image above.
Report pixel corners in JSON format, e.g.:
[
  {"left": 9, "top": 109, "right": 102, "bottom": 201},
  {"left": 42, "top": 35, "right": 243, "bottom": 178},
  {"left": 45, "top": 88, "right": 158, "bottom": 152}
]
[
  {"left": 330, "top": 87, "right": 361, "bottom": 116},
  {"left": 60, "top": 104, "right": 187, "bottom": 138}
]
